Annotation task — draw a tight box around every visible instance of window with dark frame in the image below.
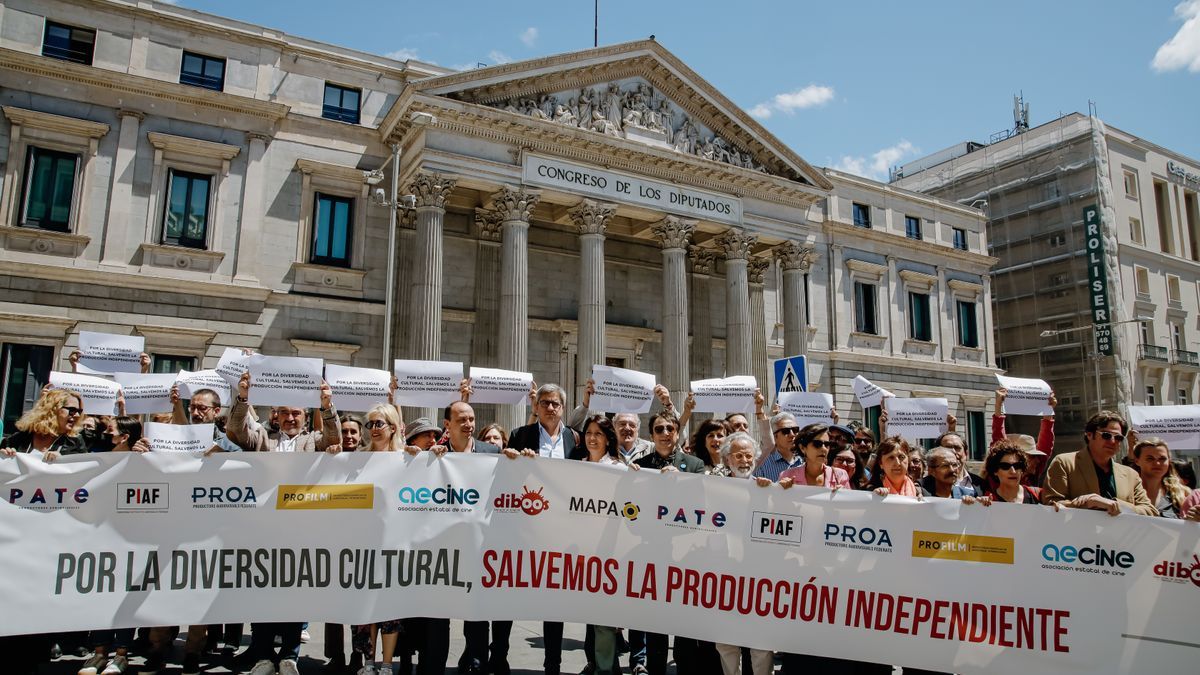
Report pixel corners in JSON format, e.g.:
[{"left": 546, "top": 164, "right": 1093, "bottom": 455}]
[
  {"left": 180, "top": 51, "right": 226, "bottom": 91},
  {"left": 967, "top": 411, "right": 986, "bottom": 461},
  {"left": 852, "top": 202, "right": 871, "bottom": 228},
  {"left": 854, "top": 281, "right": 878, "bottom": 335},
  {"left": 905, "top": 215, "right": 922, "bottom": 240},
  {"left": 21, "top": 147, "right": 78, "bottom": 232},
  {"left": 908, "top": 292, "right": 932, "bottom": 341},
  {"left": 152, "top": 354, "right": 195, "bottom": 374},
  {"left": 162, "top": 170, "right": 211, "bottom": 249},
  {"left": 957, "top": 300, "right": 979, "bottom": 348},
  {"left": 42, "top": 21, "right": 95, "bottom": 65},
  {"left": 312, "top": 193, "right": 354, "bottom": 267},
  {"left": 322, "top": 83, "right": 361, "bottom": 124},
  {"left": 952, "top": 227, "right": 968, "bottom": 251}
]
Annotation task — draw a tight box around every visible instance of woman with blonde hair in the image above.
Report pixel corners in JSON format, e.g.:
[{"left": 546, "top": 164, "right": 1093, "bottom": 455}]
[
  {"left": 363, "top": 403, "right": 405, "bottom": 452},
  {"left": 1132, "top": 438, "right": 1193, "bottom": 519},
  {"left": 0, "top": 388, "right": 86, "bottom": 460}
]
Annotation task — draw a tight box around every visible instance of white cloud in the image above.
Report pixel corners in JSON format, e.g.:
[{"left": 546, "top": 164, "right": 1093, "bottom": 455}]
[
  {"left": 747, "top": 84, "right": 835, "bottom": 119},
  {"left": 488, "top": 50, "right": 512, "bottom": 64},
  {"left": 833, "top": 140, "right": 919, "bottom": 182},
  {"left": 384, "top": 48, "right": 421, "bottom": 62},
  {"left": 520, "top": 27, "right": 539, "bottom": 47},
  {"left": 1153, "top": 1, "right": 1200, "bottom": 73}
]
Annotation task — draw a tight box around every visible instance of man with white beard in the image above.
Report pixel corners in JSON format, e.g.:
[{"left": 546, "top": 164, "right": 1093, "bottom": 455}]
[{"left": 714, "top": 432, "right": 775, "bottom": 675}]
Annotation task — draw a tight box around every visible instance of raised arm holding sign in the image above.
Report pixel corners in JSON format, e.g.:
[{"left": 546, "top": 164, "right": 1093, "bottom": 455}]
[
  {"left": 690, "top": 376, "right": 756, "bottom": 414},
  {"left": 392, "top": 360, "right": 463, "bottom": 408},
  {"left": 112, "top": 373, "right": 176, "bottom": 415},
  {"left": 995, "top": 375, "right": 1053, "bottom": 416},
  {"left": 777, "top": 391, "right": 835, "bottom": 428},
  {"left": 326, "top": 364, "right": 392, "bottom": 412},
  {"left": 247, "top": 355, "right": 324, "bottom": 408},
  {"left": 76, "top": 331, "right": 145, "bottom": 374},
  {"left": 49, "top": 371, "right": 120, "bottom": 415},
  {"left": 469, "top": 367, "right": 533, "bottom": 405},
  {"left": 884, "top": 397, "right": 949, "bottom": 440},
  {"left": 589, "top": 365, "right": 655, "bottom": 414}
]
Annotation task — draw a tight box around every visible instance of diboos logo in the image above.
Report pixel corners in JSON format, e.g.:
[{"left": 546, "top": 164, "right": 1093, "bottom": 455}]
[
  {"left": 191, "top": 486, "right": 257, "bottom": 509},
  {"left": 912, "top": 530, "right": 1014, "bottom": 564},
  {"left": 750, "top": 511, "right": 801, "bottom": 545},
  {"left": 117, "top": 483, "right": 168, "bottom": 513},
  {"left": 656, "top": 505, "right": 726, "bottom": 531},
  {"left": 1041, "top": 543, "right": 1134, "bottom": 576},
  {"left": 276, "top": 484, "right": 374, "bottom": 510},
  {"left": 494, "top": 485, "right": 550, "bottom": 516},
  {"left": 6, "top": 486, "right": 88, "bottom": 510},
  {"left": 568, "top": 496, "right": 640, "bottom": 522},
  {"left": 824, "top": 523, "right": 893, "bottom": 552},
  {"left": 398, "top": 484, "right": 480, "bottom": 513},
  {"left": 1154, "top": 554, "right": 1200, "bottom": 588}
]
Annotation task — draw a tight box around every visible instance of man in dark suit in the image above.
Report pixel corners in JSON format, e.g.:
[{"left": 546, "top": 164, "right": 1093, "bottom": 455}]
[{"left": 1043, "top": 411, "right": 1156, "bottom": 516}]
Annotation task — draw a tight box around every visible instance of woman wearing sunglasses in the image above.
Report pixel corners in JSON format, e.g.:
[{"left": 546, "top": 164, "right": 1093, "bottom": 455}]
[
  {"left": 831, "top": 445, "right": 871, "bottom": 490},
  {"left": 979, "top": 439, "right": 1042, "bottom": 504},
  {"left": 0, "top": 388, "right": 86, "bottom": 461},
  {"left": 779, "top": 423, "right": 850, "bottom": 489},
  {"left": 1042, "top": 411, "right": 1157, "bottom": 516}
]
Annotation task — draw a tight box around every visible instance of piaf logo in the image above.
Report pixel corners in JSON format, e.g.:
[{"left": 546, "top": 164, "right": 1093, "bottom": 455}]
[
  {"left": 493, "top": 485, "right": 550, "bottom": 516},
  {"left": 117, "top": 483, "right": 168, "bottom": 513},
  {"left": 750, "top": 511, "right": 801, "bottom": 545}
]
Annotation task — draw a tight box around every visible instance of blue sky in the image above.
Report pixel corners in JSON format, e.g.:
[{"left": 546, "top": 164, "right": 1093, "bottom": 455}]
[{"left": 177, "top": 0, "right": 1200, "bottom": 181}]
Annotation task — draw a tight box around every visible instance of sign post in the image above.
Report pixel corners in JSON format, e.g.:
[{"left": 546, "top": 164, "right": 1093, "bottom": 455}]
[{"left": 772, "top": 355, "right": 808, "bottom": 398}]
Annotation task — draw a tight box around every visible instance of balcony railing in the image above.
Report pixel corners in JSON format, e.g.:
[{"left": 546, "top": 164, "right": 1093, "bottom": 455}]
[
  {"left": 1139, "top": 344, "right": 1169, "bottom": 362},
  {"left": 1173, "top": 349, "right": 1199, "bottom": 367}
]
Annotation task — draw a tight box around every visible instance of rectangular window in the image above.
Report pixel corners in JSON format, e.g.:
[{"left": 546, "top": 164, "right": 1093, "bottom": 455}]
[
  {"left": 152, "top": 354, "right": 195, "bottom": 374},
  {"left": 1129, "top": 217, "right": 1144, "bottom": 245},
  {"left": 1124, "top": 170, "right": 1138, "bottom": 200},
  {"left": 852, "top": 203, "right": 871, "bottom": 228},
  {"left": 21, "top": 147, "right": 78, "bottom": 232},
  {"left": 865, "top": 405, "right": 882, "bottom": 440},
  {"left": 1172, "top": 322, "right": 1183, "bottom": 351},
  {"left": 1140, "top": 321, "right": 1152, "bottom": 346},
  {"left": 952, "top": 227, "right": 968, "bottom": 251},
  {"left": 905, "top": 215, "right": 922, "bottom": 240},
  {"left": 908, "top": 292, "right": 932, "bottom": 341},
  {"left": 1042, "top": 181, "right": 1060, "bottom": 202},
  {"left": 1054, "top": 320, "right": 1074, "bottom": 346},
  {"left": 957, "top": 300, "right": 978, "bottom": 348},
  {"left": 180, "top": 51, "right": 226, "bottom": 91},
  {"left": 312, "top": 193, "right": 354, "bottom": 267},
  {"left": 1168, "top": 274, "right": 1182, "bottom": 305},
  {"left": 1135, "top": 266, "right": 1151, "bottom": 295},
  {"left": 1, "top": 343, "right": 54, "bottom": 435},
  {"left": 1180, "top": 388, "right": 1189, "bottom": 405},
  {"left": 322, "top": 83, "right": 361, "bottom": 124},
  {"left": 967, "top": 410, "right": 986, "bottom": 461},
  {"left": 42, "top": 21, "right": 95, "bottom": 65},
  {"left": 854, "top": 281, "right": 878, "bottom": 335},
  {"left": 1048, "top": 232, "right": 1066, "bottom": 247},
  {"left": 162, "top": 170, "right": 211, "bottom": 249},
  {"left": 1146, "top": 386, "right": 1156, "bottom": 406}
]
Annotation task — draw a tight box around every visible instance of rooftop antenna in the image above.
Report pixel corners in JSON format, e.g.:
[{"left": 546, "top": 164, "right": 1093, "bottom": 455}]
[
  {"left": 1013, "top": 92, "right": 1030, "bottom": 134},
  {"left": 594, "top": 0, "right": 599, "bottom": 47}
]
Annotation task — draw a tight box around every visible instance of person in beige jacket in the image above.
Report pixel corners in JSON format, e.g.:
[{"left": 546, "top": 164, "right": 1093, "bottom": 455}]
[
  {"left": 225, "top": 371, "right": 341, "bottom": 453},
  {"left": 1042, "top": 410, "right": 1157, "bottom": 516}
]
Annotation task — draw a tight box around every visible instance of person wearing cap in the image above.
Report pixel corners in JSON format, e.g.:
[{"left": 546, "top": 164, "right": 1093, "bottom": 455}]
[
  {"left": 992, "top": 388, "right": 1056, "bottom": 486},
  {"left": 1041, "top": 411, "right": 1156, "bottom": 516},
  {"left": 404, "top": 418, "right": 442, "bottom": 449}
]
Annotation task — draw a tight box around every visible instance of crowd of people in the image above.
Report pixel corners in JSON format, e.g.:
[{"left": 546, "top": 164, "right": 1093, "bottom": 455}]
[{"left": 3, "top": 365, "right": 1199, "bottom": 675}]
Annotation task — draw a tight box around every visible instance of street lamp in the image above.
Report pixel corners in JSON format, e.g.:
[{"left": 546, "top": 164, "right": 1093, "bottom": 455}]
[
  {"left": 363, "top": 111, "right": 437, "bottom": 369},
  {"left": 1038, "top": 316, "right": 1151, "bottom": 413}
]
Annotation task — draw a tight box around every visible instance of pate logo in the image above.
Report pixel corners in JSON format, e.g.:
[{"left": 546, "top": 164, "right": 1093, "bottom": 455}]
[
  {"left": 824, "top": 523, "right": 893, "bottom": 552},
  {"left": 750, "top": 511, "right": 801, "bottom": 545},
  {"left": 6, "top": 486, "right": 89, "bottom": 510},
  {"left": 656, "top": 505, "right": 726, "bottom": 531},
  {"left": 1041, "top": 543, "right": 1134, "bottom": 576},
  {"left": 191, "top": 486, "right": 257, "bottom": 509},
  {"left": 117, "top": 483, "right": 168, "bottom": 512},
  {"left": 568, "top": 496, "right": 640, "bottom": 522},
  {"left": 494, "top": 485, "right": 550, "bottom": 516},
  {"left": 397, "top": 484, "right": 479, "bottom": 513},
  {"left": 912, "top": 530, "right": 1014, "bottom": 564},
  {"left": 276, "top": 484, "right": 374, "bottom": 510},
  {"left": 1154, "top": 555, "right": 1200, "bottom": 588}
]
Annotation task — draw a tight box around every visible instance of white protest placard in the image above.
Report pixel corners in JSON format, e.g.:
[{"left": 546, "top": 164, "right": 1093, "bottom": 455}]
[
  {"left": 469, "top": 367, "right": 533, "bottom": 405},
  {"left": 777, "top": 391, "right": 835, "bottom": 428},
  {"left": 144, "top": 422, "right": 214, "bottom": 453},
  {"left": 112, "top": 373, "right": 176, "bottom": 415},
  {"left": 326, "top": 365, "right": 391, "bottom": 412},
  {"left": 995, "top": 374, "right": 1053, "bottom": 416},
  {"left": 1128, "top": 404, "right": 1200, "bottom": 450},
  {"left": 885, "top": 397, "right": 949, "bottom": 440},
  {"left": 590, "top": 365, "right": 655, "bottom": 414},
  {"left": 49, "top": 371, "right": 121, "bottom": 415},
  {"left": 248, "top": 355, "right": 324, "bottom": 408},
  {"left": 853, "top": 375, "right": 893, "bottom": 409},
  {"left": 215, "top": 348, "right": 252, "bottom": 388},
  {"left": 393, "top": 360, "right": 463, "bottom": 408},
  {"left": 690, "top": 376, "right": 756, "bottom": 414},
  {"left": 175, "top": 370, "right": 231, "bottom": 406},
  {"left": 76, "top": 331, "right": 144, "bottom": 374}
]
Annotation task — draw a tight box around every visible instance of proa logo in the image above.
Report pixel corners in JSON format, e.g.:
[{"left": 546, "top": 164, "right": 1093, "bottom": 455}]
[
  {"left": 117, "top": 483, "right": 168, "bottom": 512},
  {"left": 494, "top": 485, "right": 550, "bottom": 516},
  {"left": 750, "top": 511, "right": 801, "bottom": 545},
  {"left": 191, "top": 486, "right": 257, "bottom": 509},
  {"left": 7, "top": 486, "right": 89, "bottom": 510},
  {"left": 568, "top": 496, "right": 639, "bottom": 522},
  {"left": 823, "top": 523, "right": 893, "bottom": 552}
]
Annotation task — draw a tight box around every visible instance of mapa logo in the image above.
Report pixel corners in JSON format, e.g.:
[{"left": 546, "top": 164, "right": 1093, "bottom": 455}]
[
  {"left": 568, "top": 496, "right": 640, "bottom": 522},
  {"left": 191, "top": 486, "right": 257, "bottom": 509},
  {"left": 7, "top": 486, "right": 89, "bottom": 510},
  {"left": 118, "top": 483, "right": 168, "bottom": 512},
  {"left": 750, "top": 511, "right": 801, "bottom": 545},
  {"left": 494, "top": 485, "right": 550, "bottom": 516}
]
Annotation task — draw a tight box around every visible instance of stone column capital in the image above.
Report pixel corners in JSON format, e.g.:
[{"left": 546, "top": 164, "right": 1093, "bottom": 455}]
[
  {"left": 747, "top": 256, "right": 771, "bottom": 285},
  {"left": 651, "top": 215, "right": 696, "bottom": 250},
  {"left": 117, "top": 108, "right": 146, "bottom": 122},
  {"left": 245, "top": 132, "right": 272, "bottom": 145},
  {"left": 568, "top": 199, "right": 617, "bottom": 236},
  {"left": 399, "top": 208, "right": 417, "bottom": 230},
  {"left": 490, "top": 185, "right": 541, "bottom": 222},
  {"left": 474, "top": 208, "right": 503, "bottom": 242},
  {"left": 716, "top": 228, "right": 758, "bottom": 260},
  {"left": 773, "top": 241, "right": 815, "bottom": 272},
  {"left": 409, "top": 172, "right": 457, "bottom": 210},
  {"left": 688, "top": 245, "right": 718, "bottom": 274}
]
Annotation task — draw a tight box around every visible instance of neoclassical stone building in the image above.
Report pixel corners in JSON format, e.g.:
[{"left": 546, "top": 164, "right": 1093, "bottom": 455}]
[{"left": 0, "top": 0, "right": 1000, "bottom": 453}]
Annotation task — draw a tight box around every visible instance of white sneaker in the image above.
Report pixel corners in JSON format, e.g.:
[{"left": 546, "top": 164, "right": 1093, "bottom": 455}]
[
  {"left": 279, "top": 658, "right": 300, "bottom": 675},
  {"left": 101, "top": 655, "right": 128, "bottom": 674},
  {"left": 249, "top": 660, "right": 277, "bottom": 675},
  {"left": 357, "top": 665, "right": 376, "bottom": 675}
]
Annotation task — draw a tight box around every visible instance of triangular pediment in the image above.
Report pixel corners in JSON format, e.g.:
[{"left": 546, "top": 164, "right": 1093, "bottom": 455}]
[{"left": 409, "top": 40, "right": 833, "bottom": 192}]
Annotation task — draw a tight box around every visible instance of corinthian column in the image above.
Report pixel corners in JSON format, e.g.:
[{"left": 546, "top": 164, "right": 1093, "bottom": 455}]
[
  {"left": 492, "top": 185, "right": 540, "bottom": 433},
  {"left": 651, "top": 216, "right": 696, "bottom": 406},
  {"left": 717, "top": 228, "right": 758, "bottom": 377},
  {"left": 774, "top": 241, "right": 815, "bottom": 357},
  {"left": 748, "top": 256, "right": 771, "bottom": 395},
  {"left": 405, "top": 172, "right": 456, "bottom": 421},
  {"left": 569, "top": 199, "right": 617, "bottom": 402}
]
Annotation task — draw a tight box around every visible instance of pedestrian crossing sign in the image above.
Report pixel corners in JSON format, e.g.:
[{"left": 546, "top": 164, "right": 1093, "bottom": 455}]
[{"left": 773, "top": 355, "right": 807, "bottom": 395}]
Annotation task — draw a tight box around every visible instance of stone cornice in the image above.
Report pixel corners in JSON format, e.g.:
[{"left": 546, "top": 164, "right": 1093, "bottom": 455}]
[
  {"left": 295, "top": 158, "right": 367, "bottom": 185},
  {"left": 2, "top": 106, "right": 110, "bottom": 138},
  {"left": 148, "top": 132, "right": 241, "bottom": 161},
  {"left": 0, "top": 260, "right": 271, "bottom": 302},
  {"left": 824, "top": 168, "right": 987, "bottom": 220},
  {"left": 0, "top": 48, "right": 290, "bottom": 122},
  {"left": 822, "top": 220, "right": 998, "bottom": 271}
]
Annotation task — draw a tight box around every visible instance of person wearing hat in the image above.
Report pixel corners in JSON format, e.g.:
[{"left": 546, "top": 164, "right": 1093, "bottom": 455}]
[
  {"left": 404, "top": 417, "right": 442, "bottom": 449},
  {"left": 992, "top": 388, "right": 1056, "bottom": 486}
]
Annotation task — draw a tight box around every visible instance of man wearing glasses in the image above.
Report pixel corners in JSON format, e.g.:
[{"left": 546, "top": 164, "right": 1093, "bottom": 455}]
[
  {"left": 1042, "top": 411, "right": 1156, "bottom": 516},
  {"left": 506, "top": 383, "right": 582, "bottom": 460},
  {"left": 753, "top": 412, "right": 803, "bottom": 482},
  {"left": 170, "top": 386, "right": 241, "bottom": 453}
]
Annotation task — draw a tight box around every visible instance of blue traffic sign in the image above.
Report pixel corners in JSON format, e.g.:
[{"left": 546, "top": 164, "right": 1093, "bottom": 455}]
[{"left": 773, "top": 355, "right": 808, "bottom": 396}]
